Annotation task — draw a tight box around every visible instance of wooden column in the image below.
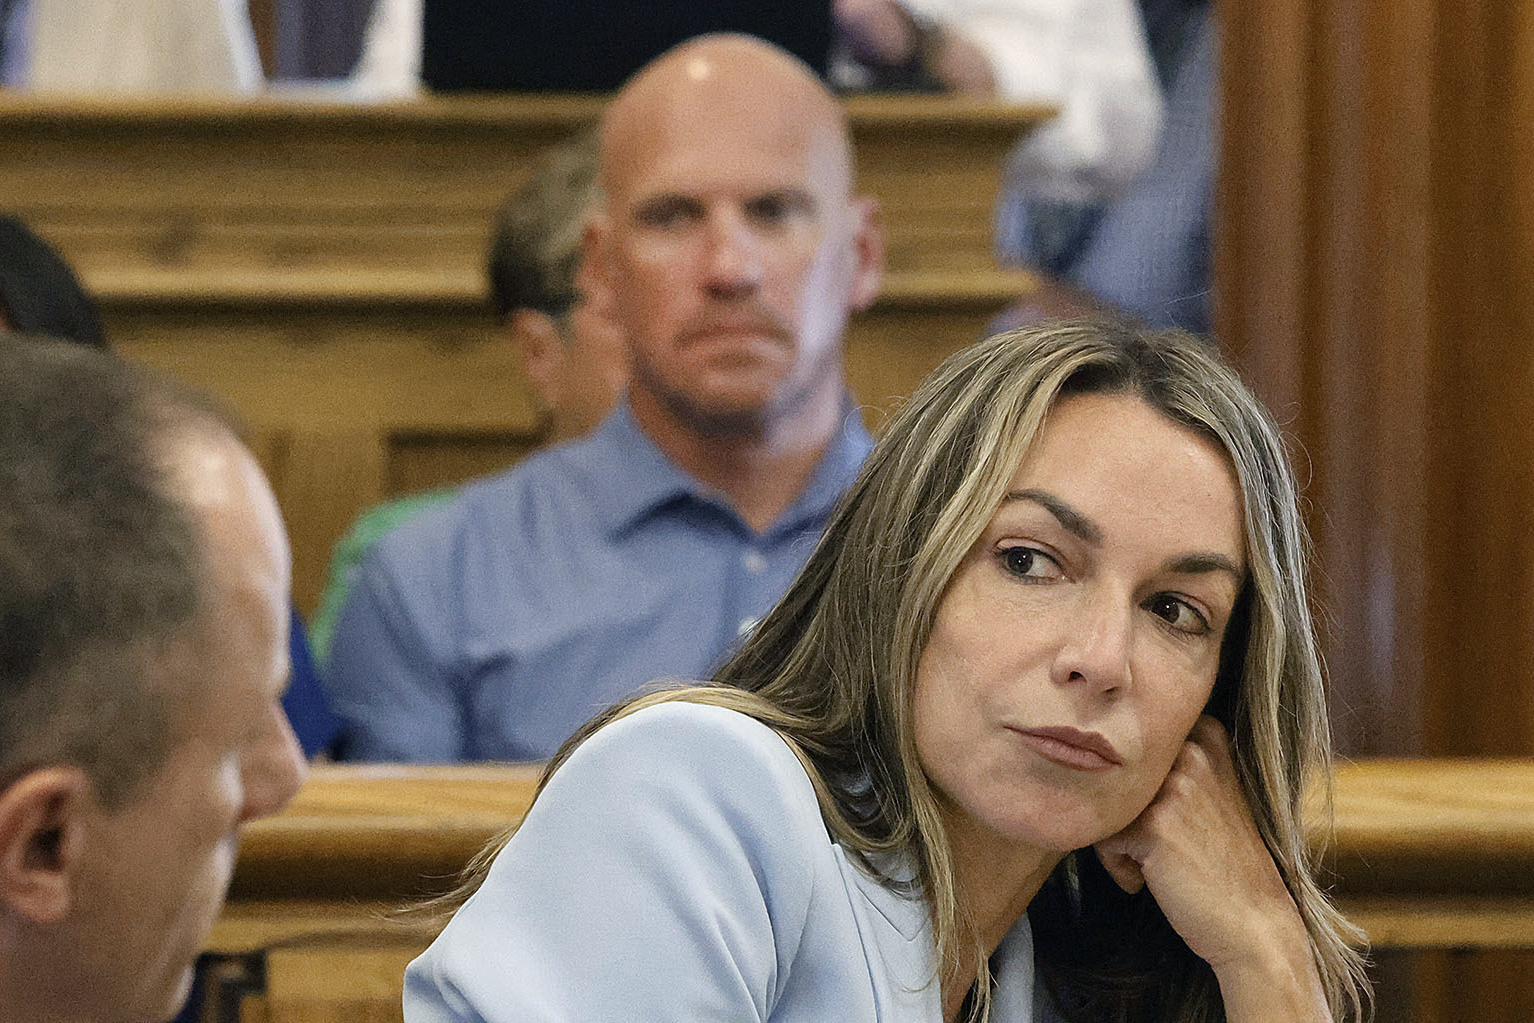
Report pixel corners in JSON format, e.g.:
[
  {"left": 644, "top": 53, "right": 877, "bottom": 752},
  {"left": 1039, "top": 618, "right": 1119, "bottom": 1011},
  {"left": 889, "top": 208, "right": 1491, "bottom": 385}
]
[
  {"left": 1221, "top": 0, "right": 1534, "bottom": 759},
  {"left": 1417, "top": 2, "right": 1534, "bottom": 760},
  {"left": 1221, "top": 1, "right": 1534, "bottom": 1017}
]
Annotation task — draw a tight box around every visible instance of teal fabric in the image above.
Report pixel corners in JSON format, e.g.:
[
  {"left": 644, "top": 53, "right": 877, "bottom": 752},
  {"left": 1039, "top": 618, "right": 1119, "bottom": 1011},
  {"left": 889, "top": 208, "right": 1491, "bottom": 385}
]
[{"left": 309, "top": 488, "right": 457, "bottom": 664}]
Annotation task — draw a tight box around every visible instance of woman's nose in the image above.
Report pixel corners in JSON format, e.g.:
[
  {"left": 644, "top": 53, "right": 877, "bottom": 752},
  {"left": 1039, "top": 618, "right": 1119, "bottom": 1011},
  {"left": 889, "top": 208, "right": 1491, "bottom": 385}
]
[{"left": 1052, "top": 592, "right": 1133, "bottom": 693}]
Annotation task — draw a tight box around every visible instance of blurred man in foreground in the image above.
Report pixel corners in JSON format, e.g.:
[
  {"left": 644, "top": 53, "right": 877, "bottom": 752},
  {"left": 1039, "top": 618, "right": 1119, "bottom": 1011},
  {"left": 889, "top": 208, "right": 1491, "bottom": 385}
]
[{"left": 0, "top": 336, "right": 305, "bottom": 1022}]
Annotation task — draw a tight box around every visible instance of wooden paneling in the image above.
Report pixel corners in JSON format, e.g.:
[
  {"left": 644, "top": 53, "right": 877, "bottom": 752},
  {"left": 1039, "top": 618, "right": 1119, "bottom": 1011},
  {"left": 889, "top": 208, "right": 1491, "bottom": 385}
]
[
  {"left": 1419, "top": 2, "right": 1534, "bottom": 761},
  {"left": 0, "top": 94, "right": 1046, "bottom": 286},
  {"left": 385, "top": 432, "right": 544, "bottom": 499},
  {"left": 205, "top": 760, "right": 1534, "bottom": 1021},
  {"left": 1220, "top": 0, "right": 1436, "bottom": 759},
  {"left": 1221, "top": 1, "right": 1534, "bottom": 1016},
  {"left": 1222, "top": 0, "right": 1534, "bottom": 759},
  {"left": 104, "top": 302, "right": 546, "bottom": 614}
]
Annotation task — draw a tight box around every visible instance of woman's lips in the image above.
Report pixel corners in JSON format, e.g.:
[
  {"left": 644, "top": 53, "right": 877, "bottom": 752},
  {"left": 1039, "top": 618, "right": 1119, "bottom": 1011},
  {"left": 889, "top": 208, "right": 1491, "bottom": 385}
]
[{"left": 1011, "top": 726, "right": 1122, "bottom": 771}]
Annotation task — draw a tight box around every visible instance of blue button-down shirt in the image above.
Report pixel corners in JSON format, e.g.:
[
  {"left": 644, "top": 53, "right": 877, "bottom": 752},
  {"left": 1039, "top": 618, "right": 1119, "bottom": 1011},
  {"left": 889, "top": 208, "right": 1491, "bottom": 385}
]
[{"left": 325, "top": 400, "right": 872, "bottom": 763}]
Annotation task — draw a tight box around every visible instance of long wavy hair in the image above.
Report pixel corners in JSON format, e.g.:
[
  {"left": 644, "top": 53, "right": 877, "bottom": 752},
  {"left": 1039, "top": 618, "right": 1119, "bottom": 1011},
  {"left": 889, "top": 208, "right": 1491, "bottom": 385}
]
[{"left": 448, "top": 321, "right": 1369, "bottom": 1021}]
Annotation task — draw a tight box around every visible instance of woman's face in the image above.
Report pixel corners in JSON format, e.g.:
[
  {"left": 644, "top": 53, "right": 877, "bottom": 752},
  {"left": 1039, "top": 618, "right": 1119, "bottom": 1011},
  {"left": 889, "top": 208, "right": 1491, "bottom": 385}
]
[{"left": 912, "top": 392, "right": 1246, "bottom": 855}]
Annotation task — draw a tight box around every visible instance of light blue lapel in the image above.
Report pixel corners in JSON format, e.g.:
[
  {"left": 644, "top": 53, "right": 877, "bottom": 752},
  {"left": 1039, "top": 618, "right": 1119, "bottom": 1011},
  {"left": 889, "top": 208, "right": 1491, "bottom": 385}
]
[
  {"left": 832, "top": 846, "right": 1039, "bottom": 1021},
  {"left": 832, "top": 847, "right": 941, "bottom": 1020},
  {"left": 990, "top": 914, "right": 1037, "bottom": 1020}
]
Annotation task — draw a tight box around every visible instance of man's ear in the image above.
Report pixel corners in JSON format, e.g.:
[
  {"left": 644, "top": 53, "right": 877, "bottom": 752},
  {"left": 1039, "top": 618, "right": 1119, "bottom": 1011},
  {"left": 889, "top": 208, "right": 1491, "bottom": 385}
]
[
  {"left": 580, "top": 216, "right": 618, "bottom": 320},
  {"left": 507, "top": 309, "right": 565, "bottom": 412},
  {"left": 846, "top": 196, "right": 886, "bottom": 313},
  {"left": 0, "top": 767, "right": 92, "bottom": 925}
]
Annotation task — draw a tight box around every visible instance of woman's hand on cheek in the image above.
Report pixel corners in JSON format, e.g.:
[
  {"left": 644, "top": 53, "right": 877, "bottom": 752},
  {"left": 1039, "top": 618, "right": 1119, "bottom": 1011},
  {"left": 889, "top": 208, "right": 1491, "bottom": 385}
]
[{"left": 1094, "top": 716, "right": 1331, "bottom": 1019}]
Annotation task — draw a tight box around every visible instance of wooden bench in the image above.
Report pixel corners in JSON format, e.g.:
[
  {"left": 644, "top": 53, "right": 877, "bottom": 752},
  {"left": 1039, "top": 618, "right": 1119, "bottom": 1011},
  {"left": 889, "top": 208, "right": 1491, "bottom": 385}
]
[
  {"left": 0, "top": 94, "right": 1047, "bottom": 613},
  {"left": 203, "top": 758, "right": 1534, "bottom": 1021}
]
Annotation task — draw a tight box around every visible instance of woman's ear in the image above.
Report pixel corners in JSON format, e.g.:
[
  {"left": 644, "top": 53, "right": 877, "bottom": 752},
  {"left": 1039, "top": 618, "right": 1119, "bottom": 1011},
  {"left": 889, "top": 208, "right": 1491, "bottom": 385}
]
[{"left": 0, "top": 766, "right": 91, "bottom": 925}]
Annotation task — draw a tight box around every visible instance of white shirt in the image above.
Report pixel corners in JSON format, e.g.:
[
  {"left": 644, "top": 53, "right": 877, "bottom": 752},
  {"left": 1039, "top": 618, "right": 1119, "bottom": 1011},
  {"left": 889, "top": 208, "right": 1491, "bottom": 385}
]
[
  {"left": 900, "top": 0, "right": 1163, "bottom": 202},
  {"left": 17, "top": 0, "right": 262, "bottom": 93}
]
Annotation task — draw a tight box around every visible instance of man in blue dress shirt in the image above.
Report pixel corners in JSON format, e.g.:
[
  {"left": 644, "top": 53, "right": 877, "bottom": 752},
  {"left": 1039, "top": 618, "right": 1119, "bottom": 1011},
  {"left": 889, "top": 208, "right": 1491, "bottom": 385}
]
[{"left": 325, "top": 34, "right": 885, "bottom": 762}]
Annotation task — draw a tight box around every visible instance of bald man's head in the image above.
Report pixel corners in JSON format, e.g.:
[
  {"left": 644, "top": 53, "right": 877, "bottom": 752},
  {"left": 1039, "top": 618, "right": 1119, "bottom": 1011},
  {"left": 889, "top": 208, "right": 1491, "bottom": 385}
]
[
  {"left": 588, "top": 34, "right": 883, "bottom": 443},
  {"left": 601, "top": 34, "right": 855, "bottom": 205}
]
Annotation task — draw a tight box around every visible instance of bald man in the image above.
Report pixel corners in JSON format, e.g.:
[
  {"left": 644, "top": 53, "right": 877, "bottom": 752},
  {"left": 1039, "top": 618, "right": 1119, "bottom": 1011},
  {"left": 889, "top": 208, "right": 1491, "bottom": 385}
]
[
  {"left": 326, "top": 35, "right": 884, "bottom": 763},
  {"left": 0, "top": 336, "right": 305, "bottom": 1022}
]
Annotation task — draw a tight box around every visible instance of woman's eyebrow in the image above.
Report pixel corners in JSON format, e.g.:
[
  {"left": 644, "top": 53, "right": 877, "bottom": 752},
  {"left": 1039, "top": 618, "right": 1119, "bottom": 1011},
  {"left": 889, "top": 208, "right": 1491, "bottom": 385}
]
[
  {"left": 1004, "top": 488, "right": 1103, "bottom": 545},
  {"left": 1165, "top": 553, "right": 1245, "bottom": 581},
  {"left": 1005, "top": 491, "right": 1243, "bottom": 580}
]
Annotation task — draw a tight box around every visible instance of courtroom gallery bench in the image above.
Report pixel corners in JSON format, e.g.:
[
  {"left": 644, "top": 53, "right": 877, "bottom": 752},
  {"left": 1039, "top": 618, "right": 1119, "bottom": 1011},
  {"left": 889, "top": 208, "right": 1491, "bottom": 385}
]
[
  {"left": 1, "top": 94, "right": 1047, "bottom": 615},
  {"left": 201, "top": 758, "right": 1534, "bottom": 1022}
]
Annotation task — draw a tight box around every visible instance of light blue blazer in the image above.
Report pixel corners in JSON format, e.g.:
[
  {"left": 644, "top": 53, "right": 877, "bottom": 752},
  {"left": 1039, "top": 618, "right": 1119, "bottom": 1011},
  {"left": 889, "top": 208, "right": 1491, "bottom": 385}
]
[{"left": 404, "top": 702, "right": 1041, "bottom": 1021}]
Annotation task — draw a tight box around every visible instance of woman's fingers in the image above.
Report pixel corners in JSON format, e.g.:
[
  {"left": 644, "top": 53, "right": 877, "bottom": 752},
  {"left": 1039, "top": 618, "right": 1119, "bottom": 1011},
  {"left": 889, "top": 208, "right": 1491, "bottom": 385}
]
[
  {"left": 1093, "top": 714, "right": 1301, "bottom": 971},
  {"left": 1094, "top": 842, "right": 1146, "bottom": 894}
]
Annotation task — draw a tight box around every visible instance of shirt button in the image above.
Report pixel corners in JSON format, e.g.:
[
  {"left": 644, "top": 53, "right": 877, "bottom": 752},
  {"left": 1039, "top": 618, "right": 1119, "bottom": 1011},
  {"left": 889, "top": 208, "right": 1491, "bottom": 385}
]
[{"left": 742, "top": 551, "right": 767, "bottom": 574}]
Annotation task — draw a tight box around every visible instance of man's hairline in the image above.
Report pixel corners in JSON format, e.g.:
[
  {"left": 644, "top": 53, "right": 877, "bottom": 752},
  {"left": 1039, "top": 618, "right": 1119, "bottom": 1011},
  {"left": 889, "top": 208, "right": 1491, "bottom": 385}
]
[
  {"left": 122, "top": 419, "right": 254, "bottom": 782},
  {"left": 595, "top": 52, "right": 859, "bottom": 220}
]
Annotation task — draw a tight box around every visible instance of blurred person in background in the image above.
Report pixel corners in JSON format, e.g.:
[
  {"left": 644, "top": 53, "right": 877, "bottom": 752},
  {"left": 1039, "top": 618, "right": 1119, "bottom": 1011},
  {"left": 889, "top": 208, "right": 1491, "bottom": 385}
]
[
  {"left": 307, "top": 135, "right": 628, "bottom": 663},
  {"left": 0, "top": 0, "right": 263, "bottom": 92},
  {"left": 997, "top": 0, "right": 1215, "bottom": 337},
  {"left": 324, "top": 35, "right": 884, "bottom": 763}
]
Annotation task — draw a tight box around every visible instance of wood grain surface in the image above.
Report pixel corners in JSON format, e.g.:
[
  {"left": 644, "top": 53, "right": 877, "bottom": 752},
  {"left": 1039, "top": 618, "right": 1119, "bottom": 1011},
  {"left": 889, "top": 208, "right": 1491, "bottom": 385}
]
[
  {"left": 222, "top": 758, "right": 1534, "bottom": 950},
  {"left": 0, "top": 93, "right": 1050, "bottom": 284}
]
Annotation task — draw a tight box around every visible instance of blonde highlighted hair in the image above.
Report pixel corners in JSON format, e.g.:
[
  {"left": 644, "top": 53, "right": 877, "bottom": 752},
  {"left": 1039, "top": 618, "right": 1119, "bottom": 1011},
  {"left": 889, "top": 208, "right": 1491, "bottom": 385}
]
[{"left": 448, "top": 321, "right": 1369, "bottom": 1021}]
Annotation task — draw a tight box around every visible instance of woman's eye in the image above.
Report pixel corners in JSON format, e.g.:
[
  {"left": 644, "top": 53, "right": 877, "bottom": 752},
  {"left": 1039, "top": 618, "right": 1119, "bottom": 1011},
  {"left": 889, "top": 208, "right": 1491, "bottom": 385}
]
[
  {"left": 1146, "top": 594, "right": 1211, "bottom": 635},
  {"left": 997, "top": 546, "right": 1060, "bottom": 580}
]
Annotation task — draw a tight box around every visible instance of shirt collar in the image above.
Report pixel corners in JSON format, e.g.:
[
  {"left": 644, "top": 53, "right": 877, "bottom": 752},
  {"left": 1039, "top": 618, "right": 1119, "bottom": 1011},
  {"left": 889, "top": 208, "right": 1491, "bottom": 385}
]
[
  {"left": 582, "top": 396, "right": 873, "bottom": 540},
  {"left": 580, "top": 400, "right": 700, "bottom": 538}
]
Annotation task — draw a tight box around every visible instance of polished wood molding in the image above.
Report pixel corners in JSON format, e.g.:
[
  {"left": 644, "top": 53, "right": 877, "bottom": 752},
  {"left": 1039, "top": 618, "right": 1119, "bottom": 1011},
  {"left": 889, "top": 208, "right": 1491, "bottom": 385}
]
[
  {"left": 0, "top": 92, "right": 1048, "bottom": 282},
  {"left": 201, "top": 757, "right": 1534, "bottom": 1022},
  {"left": 229, "top": 763, "right": 540, "bottom": 903},
  {"left": 0, "top": 90, "right": 1048, "bottom": 128},
  {"left": 219, "top": 758, "right": 1534, "bottom": 951},
  {"left": 1326, "top": 759, "right": 1534, "bottom": 897},
  {"left": 84, "top": 267, "right": 1037, "bottom": 310}
]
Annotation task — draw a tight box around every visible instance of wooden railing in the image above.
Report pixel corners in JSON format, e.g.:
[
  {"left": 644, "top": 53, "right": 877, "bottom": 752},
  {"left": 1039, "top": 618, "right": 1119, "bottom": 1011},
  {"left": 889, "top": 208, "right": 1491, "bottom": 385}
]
[
  {"left": 0, "top": 93, "right": 1048, "bottom": 282},
  {"left": 0, "top": 95, "right": 1046, "bottom": 616},
  {"left": 201, "top": 759, "right": 1534, "bottom": 1021},
  {"left": 1325, "top": 759, "right": 1534, "bottom": 949}
]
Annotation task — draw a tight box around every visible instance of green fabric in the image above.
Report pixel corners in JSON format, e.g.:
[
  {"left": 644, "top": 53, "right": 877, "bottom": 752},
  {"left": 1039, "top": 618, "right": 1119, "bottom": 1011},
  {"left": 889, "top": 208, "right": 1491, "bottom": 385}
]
[{"left": 310, "top": 488, "right": 457, "bottom": 665}]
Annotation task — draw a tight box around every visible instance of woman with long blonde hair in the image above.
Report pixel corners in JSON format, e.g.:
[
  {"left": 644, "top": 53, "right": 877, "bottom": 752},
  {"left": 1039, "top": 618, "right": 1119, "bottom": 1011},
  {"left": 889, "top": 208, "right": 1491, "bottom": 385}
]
[{"left": 406, "top": 321, "right": 1369, "bottom": 1022}]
